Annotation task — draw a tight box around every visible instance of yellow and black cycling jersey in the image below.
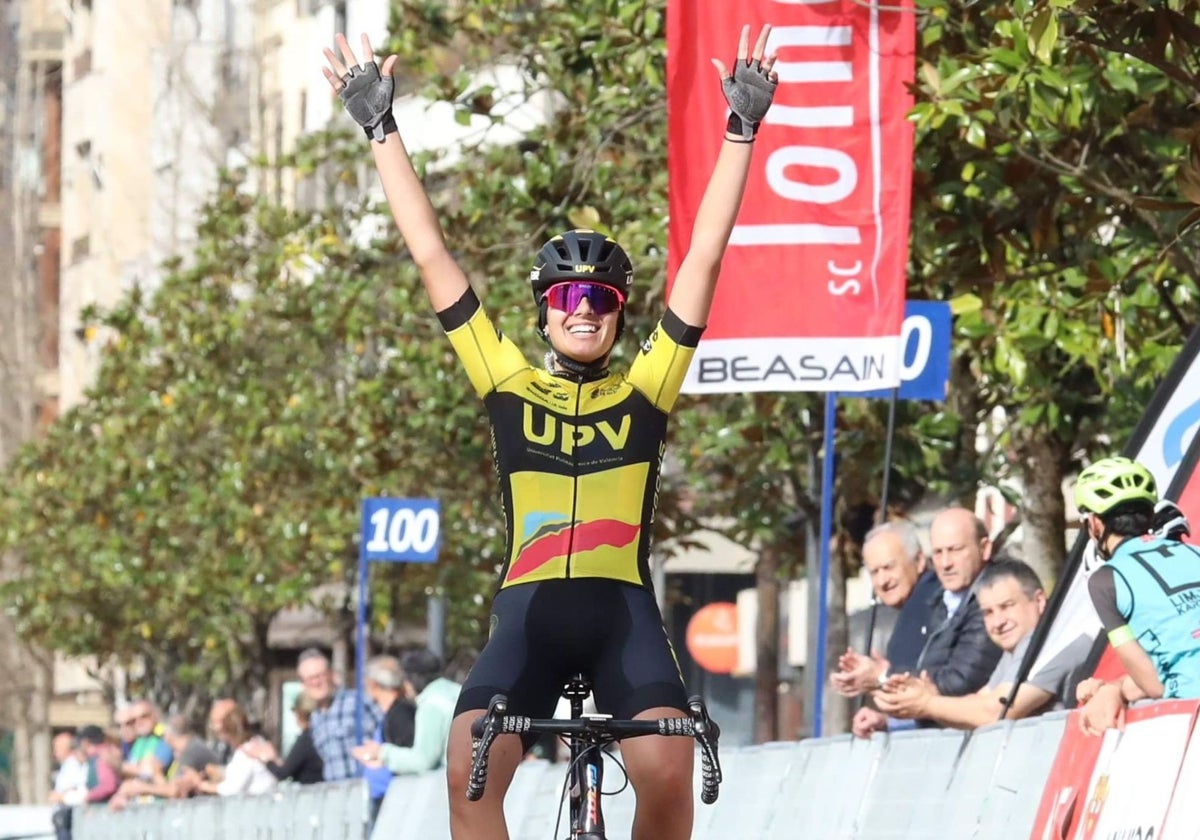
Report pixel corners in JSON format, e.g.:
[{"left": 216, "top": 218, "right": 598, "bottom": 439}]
[{"left": 437, "top": 288, "right": 702, "bottom": 591}]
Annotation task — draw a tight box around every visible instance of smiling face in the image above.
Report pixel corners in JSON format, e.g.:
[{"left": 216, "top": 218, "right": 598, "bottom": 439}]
[
  {"left": 298, "top": 655, "right": 337, "bottom": 706},
  {"left": 863, "top": 531, "right": 924, "bottom": 608},
  {"left": 978, "top": 575, "right": 1045, "bottom": 653},
  {"left": 131, "top": 701, "right": 157, "bottom": 737},
  {"left": 545, "top": 294, "right": 620, "bottom": 365}
]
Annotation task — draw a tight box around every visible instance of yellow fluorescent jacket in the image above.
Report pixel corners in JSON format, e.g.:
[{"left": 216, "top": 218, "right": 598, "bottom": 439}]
[{"left": 437, "top": 289, "right": 702, "bottom": 590}]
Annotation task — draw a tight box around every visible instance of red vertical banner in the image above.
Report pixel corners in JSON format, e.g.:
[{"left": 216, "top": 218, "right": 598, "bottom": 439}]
[{"left": 667, "top": 0, "right": 915, "bottom": 394}]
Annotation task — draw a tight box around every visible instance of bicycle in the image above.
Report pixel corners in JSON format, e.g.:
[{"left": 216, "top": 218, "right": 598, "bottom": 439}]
[{"left": 467, "top": 674, "right": 723, "bottom": 840}]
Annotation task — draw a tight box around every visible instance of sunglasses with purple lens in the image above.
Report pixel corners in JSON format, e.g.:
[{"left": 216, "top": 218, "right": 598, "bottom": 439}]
[{"left": 545, "top": 282, "right": 625, "bottom": 315}]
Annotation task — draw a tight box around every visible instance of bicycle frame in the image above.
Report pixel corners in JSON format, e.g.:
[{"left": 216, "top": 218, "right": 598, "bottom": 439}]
[
  {"left": 563, "top": 676, "right": 606, "bottom": 839},
  {"left": 467, "top": 674, "right": 722, "bottom": 840}
]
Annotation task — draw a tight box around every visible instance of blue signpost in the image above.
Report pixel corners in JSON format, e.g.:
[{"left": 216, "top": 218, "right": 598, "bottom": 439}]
[{"left": 356, "top": 498, "right": 441, "bottom": 743}]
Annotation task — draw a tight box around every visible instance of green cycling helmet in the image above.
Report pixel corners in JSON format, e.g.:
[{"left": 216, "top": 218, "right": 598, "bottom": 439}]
[{"left": 1074, "top": 456, "right": 1156, "bottom": 515}]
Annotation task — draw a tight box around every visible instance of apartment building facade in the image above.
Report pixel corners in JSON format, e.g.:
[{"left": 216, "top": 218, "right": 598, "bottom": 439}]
[
  {"left": 55, "top": 0, "right": 387, "bottom": 409},
  {"left": 1, "top": 0, "right": 65, "bottom": 804},
  {"left": 3, "top": 1, "right": 389, "bottom": 780}
]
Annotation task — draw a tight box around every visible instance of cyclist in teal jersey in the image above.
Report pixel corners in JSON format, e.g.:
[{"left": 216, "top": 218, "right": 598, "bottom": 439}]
[
  {"left": 322, "top": 25, "right": 778, "bottom": 840},
  {"left": 1074, "top": 456, "right": 1200, "bottom": 734}
]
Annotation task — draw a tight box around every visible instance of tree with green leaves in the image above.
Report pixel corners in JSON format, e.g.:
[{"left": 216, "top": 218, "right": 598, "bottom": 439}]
[
  {"left": 910, "top": 0, "right": 1197, "bottom": 584},
  {"left": 0, "top": 168, "right": 504, "bottom": 712}
]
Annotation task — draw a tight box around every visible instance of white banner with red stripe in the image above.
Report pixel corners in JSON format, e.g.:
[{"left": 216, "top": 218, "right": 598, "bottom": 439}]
[{"left": 666, "top": 0, "right": 915, "bottom": 394}]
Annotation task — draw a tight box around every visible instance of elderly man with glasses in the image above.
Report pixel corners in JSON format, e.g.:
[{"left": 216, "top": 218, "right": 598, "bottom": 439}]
[
  {"left": 298, "top": 647, "right": 382, "bottom": 782},
  {"left": 121, "top": 700, "right": 173, "bottom": 782}
]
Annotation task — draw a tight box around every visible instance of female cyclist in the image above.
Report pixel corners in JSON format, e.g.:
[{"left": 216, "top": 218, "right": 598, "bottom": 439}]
[{"left": 322, "top": 24, "right": 777, "bottom": 839}]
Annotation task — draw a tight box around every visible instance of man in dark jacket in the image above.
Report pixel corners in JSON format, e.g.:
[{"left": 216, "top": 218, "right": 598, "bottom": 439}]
[
  {"left": 850, "top": 507, "right": 1001, "bottom": 737},
  {"left": 913, "top": 507, "right": 1002, "bottom": 699}
]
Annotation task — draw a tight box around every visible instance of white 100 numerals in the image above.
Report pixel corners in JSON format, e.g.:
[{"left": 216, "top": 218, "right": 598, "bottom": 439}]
[{"left": 365, "top": 507, "right": 439, "bottom": 555}]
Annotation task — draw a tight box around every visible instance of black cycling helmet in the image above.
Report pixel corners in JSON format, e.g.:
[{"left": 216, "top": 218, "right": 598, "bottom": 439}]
[
  {"left": 529, "top": 229, "right": 634, "bottom": 305},
  {"left": 1152, "top": 499, "right": 1191, "bottom": 542}
]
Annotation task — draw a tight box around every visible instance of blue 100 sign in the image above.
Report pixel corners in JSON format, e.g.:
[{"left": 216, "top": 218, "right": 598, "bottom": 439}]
[{"left": 360, "top": 498, "right": 441, "bottom": 563}]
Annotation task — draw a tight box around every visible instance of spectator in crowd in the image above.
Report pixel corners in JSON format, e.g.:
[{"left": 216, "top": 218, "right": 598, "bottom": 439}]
[
  {"left": 50, "top": 726, "right": 122, "bottom": 840},
  {"left": 874, "top": 559, "right": 1093, "bottom": 728},
  {"left": 299, "top": 647, "right": 382, "bottom": 782},
  {"left": 353, "top": 649, "right": 462, "bottom": 777},
  {"left": 370, "top": 656, "right": 418, "bottom": 749},
  {"left": 833, "top": 521, "right": 941, "bottom": 697},
  {"left": 243, "top": 691, "right": 325, "bottom": 785},
  {"left": 68, "top": 725, "right": 121, "bottom": 804},
  {"left": 48, "top": 729, "right": 84, "bottom": 840},
  {"left": 184, "top": 704, "right": 276, "bottom": 797},
  {"left": 161, "top": 715, "right": 221, "bottom": 784},
  {"left": 122, "top": 700, "right": 173, "bottom": 781},
  {"left": 108, "top": 714, "right": 221, "bottom": 810},
  {"left": 113, "top": 706, "right": 136, "bottom": 760},
  {"left": 851, "top": 508, "right": 1002, "bottom": 738},
  {"left": 348, "top": 655, "right": 418, "bottom": 824},
  {"left": 49, "top": 730, "right": 87, "bottom": 803},
  {"left": 207, "top": 698, "right": 237, "bottom": 764},
  {"left": 1073, "top": 457, "right": 1200, "bottom": 734}
]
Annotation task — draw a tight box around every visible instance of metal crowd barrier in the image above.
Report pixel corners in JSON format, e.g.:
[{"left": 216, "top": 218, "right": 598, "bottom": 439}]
[
  {"left": 71, "top": 780, "right": 368, "bottom": 839},
  {"left": 65, "top": 712, "right": 1070, "bottom": 839},
  {"left": 370, "top": 711, "right": 1069, "bottom": 839}
]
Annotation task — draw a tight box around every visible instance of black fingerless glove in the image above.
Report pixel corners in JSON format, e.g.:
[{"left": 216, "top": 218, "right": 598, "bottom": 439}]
[
  {"left": 722, "top": 58, "right": 778, "bottom": 142},
  {"left": 338, "top": 62, "right": 397, "bottom": 143}
]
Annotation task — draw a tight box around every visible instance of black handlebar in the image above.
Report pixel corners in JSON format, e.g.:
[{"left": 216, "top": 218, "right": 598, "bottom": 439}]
[
  {"left": 466, "top": 693, "right": 722, "bottom": 804},
  {"left": 687, "top": 695, "right": 723, "bottom": 805}
]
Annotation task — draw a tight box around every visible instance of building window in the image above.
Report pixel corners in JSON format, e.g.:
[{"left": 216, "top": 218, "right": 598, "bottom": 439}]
[
  {"left": 70, "top": 235, "right": 90, "bottom": 264},
  {"left": 72, "top": 49, "right": 92, "bottom": 80}
]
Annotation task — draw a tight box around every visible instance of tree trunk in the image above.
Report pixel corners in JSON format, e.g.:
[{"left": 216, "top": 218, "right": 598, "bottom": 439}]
[
  {"left": 246, "top": 615, "right": 274, "bottom": 738},
  {"left": 822, "top": 537, "right": 850, "bottom": 736},
  {"left": 949, "top": 354, "right": 984, "bottom": 500},
  {"left": 1016, "top": 432, "right": 1071, "bottom": 587},
  {"left": 0, "top": 617, "right": 52, "bottom": 804},
  {"left": 799, "top": 520, "right": 852, "bottom": 737},
  {"left": 17, "top": 654, "right": 52, "bottom": 804},
  {"left": 753, "top": 544, "right": 780, "bottom": 744}
]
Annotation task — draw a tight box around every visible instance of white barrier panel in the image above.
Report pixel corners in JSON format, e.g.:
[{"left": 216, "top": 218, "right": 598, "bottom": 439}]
[
  {"left": 936, "top": 720, "right": 1014, "bottom": 839},
  {"left": 373, "top": 771, "right": 449, "bottom": 838},
  {"left": 0, "top": 805, "right": 55, "bottom": 839},
  {"left": 1161, "top": 716, "right": 1200, "bottom": 838},
  {"left": 855, "top": 727, "right": 966, "bottom": 839},
  {"left": 72, "top": 780, "right": 368, "bottom": 840},
  {"left": 763, "top": 729, "right": 888, "bottom": 835},
  {"left": 974, "top": 711, "right": 1067, "bottom": 839},
  {"left": 699, "top": 742, "right": 801, "bottom": 838},
  {"left": 1084, "top": 702, "right": 1195, "bottom": 840}
]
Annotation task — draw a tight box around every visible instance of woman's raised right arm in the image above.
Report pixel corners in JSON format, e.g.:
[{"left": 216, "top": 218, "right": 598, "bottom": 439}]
[{"left": 323, "top": 33, "right": 470, "bottom": 312}]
